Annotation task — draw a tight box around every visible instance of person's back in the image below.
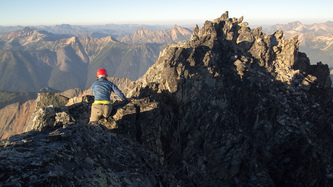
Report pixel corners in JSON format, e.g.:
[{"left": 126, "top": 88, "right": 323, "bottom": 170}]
[
  {"left": 89, "top": 69, "right": 130, "bottom": 125},
  {"left": 92, "top": 78, "right": 127, "bottom": 103}
]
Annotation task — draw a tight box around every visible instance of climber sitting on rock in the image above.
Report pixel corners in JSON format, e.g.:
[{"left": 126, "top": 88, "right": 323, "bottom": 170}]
[{"left": 89, "top": 68, "right": 133, "bottom": 125}]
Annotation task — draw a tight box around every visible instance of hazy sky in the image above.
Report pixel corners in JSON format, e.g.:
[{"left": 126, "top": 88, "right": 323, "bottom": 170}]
[{"left": 1, "top": 0, "right": 332, "bottom": 26}]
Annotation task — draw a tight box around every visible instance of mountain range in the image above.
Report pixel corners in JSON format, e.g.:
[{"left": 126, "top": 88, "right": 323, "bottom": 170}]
[
  {"left": 1, "top": 20, "right": 333, "bottom": 93},
  {"left": 0, "top": 24, "right": 177, "bottom": 38},
  {"left": 262, "top": 21, "right": 333, "bottom": 67},
  {"left": 0, "top": 25, "right": 192, "bottom": 92}
]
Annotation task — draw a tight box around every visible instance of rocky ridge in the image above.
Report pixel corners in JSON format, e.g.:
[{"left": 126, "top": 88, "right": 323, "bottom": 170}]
[
  {"left": 0, "top": 77, "right": 133, "bottom": 140},
  {"left": 1, "top": 11, "right": 333, "bottom": 186}
]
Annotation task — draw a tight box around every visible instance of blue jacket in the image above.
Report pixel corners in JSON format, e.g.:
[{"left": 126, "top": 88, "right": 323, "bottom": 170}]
[{"left": 91, "top": 78, "right": 127, "bottom": 102}]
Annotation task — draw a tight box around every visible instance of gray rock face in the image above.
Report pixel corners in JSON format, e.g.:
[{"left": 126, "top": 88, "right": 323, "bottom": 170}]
[
  {"left": 0, "top": 125, "right": 165, "bottom": 186},
  {"left": 1, "top": 11, "right": 333, "bottom": 186},
  {"left": 122, "top": 11, "right": 333, "bottom": 186}
]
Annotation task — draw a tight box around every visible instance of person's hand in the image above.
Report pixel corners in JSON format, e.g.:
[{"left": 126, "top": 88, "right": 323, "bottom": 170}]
[{"left": 127, "top": 98, "right": 135, "bottom": 102}]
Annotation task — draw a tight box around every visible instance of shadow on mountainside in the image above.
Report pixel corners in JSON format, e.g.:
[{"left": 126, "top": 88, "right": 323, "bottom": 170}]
[
  {"left": 109, "top": 16, "right": 333, "bottom": 185},
  {"left": 108, "top": 53, "right": 333, "bottom": 186}
]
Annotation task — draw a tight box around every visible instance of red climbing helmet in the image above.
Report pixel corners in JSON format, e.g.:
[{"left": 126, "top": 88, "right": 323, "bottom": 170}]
[{"left": 96, "top": 68, "right": 108, "bottom": 78}]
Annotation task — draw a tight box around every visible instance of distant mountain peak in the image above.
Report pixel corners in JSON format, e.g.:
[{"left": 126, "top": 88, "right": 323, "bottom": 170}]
[
  {"left": 262, "top": 20, "right": 333, "bottom": 66},
  {"left": 324, "top": 21, "right": 333, "bottom": 27},
  {"left": 22, "top": 26, "right": 36, "bottom": 32},
  {"left": 8, "top": 27, "right": 39, "bottom": 37},
  {"left": 118, "top": 25, "right": 192, "bottom": 44},
  {"left": 0, "top": 27, "right": 48, "bottom": 44}
]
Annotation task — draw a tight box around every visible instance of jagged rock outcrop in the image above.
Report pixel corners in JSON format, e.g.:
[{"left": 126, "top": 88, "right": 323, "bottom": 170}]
[
  {"left": 35, "top": 93, "right": 69, "bottom": 110},
  {"left": 0, "top": 92, "right": 74, "bottom": 139},
  {"left": 0, "top": 77, "right": 134, "bottom": 139},
  {"left": 1, "top": 11, "right": 333, "bottom": 186},
  {"left": 26, "top": 94, "right": 93, "bottom": 132},
  {"left": 118, "top": 11, "right": 333, "bottom": 186}
]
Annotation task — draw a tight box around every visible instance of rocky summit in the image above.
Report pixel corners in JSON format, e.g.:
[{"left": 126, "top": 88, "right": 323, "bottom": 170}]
[{"left": 1, "top": 11, "right": 333, "bottom": 186}]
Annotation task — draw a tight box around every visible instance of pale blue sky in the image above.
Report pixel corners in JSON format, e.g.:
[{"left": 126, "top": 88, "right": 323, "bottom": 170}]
[{"left": 1, "top": 0, "right": 332, "bottom": 26}]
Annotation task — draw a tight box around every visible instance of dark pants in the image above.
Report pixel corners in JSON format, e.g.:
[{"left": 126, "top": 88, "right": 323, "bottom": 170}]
[{"left": 89, "top": 103, "right": 113, "bottom": 123}]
